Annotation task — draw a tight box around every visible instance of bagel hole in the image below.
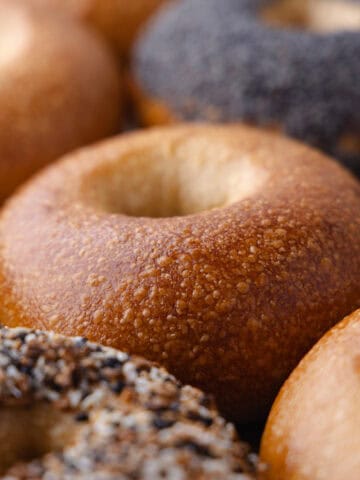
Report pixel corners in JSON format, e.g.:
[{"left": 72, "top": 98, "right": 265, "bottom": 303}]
[
  {"left": 80, "top": 139, "right": 268, "bottom": 217},
  {"left": 262, "top": 0, "right": 360, "bottom": 32},
  {"left": 0, "top": 404, "right": 79, "bottom": 475}
]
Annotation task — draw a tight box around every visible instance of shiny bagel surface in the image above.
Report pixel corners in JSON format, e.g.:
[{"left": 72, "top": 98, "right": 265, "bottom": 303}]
[
  {"left": 0, "top": 0, "right": 121, "bottom": 203},
  {"left": 260, "top": 308, "right": 360, "bottom": 480},
  {"left": 0, "top": 124, "right": 360, "bottom": 422}
]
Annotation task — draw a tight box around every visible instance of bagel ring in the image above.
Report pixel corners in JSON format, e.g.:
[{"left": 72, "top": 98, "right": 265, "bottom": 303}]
[
  {"left": 260, "top": 308, "right": 360, "bottom": 480},
  {"left": 0, "top": 0, "right": 121, "bottom": 203},
  {"left": 0, "top": 124, "right": 359, "bottom": 422},
  {"left": 0, "top": 326, "right": 256, "bottom": 479},
  {"left": 133, "top": 0, "right": 360, "bottom": 174}
]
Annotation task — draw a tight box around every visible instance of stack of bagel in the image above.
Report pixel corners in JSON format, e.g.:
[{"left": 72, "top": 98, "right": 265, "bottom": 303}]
[{"left": 0, "top": 0, "right": 359, "bottom": 478}]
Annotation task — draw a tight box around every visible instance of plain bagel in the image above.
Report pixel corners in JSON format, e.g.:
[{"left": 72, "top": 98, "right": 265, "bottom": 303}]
[
  {"left": 260, "top": 308, "right": 360, "bottom": 480},
  {"left": 0, "top": 124, "right": 360, "bottom": 422},
  {"left": 0, "top": 0, "right": 121, "bottom": 203}
]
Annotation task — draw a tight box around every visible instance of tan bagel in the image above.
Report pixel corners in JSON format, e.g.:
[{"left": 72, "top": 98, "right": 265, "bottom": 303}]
[
  {"left": 0, "top": 124, "right": 360, "bottom": 422},
  {"left": 260, "top": 308, "right": 360, "bottom": 480},
  {"left": 0, "top": 0, "right": 121, "bottom": 203},
  {"left": 27, "top": 0, "right": 169, "bottom": 56},
  {"left": 0, "top": 326, "right": 256, "bottom": 479}
]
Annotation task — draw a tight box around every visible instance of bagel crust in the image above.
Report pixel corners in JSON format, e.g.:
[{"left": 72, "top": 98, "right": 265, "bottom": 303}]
[
  {"left": 134, "top": 0, "right": 360, "bottom": 174},
  {"left": 260, "top": 308, "right": 360, "bottom": 480},
  {"left": 0, "top": 125, "right": 360, "bottom": 422},
  {"left": 27, "top": 0, "right": 168, "bottom": 55},
  {"left": 0, "top": 0, "right": 121, "bottom": 203},
  {"left": 0, "top": 326, "right": 255, "bottom": 478}
]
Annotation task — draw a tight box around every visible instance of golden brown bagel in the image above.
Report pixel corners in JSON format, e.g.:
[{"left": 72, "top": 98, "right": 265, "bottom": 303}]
[
  {"left": 0, "top": 124, "right": 360, "bottom": 422},
  {"left": 27, "top": 0, "right": 169, "bottom": 56},
  {"left": 0, "top": 0, "right": 121, "bottom": 203},
  {"left": 260, "top": 308, "right": 360, "bottom": 480}
]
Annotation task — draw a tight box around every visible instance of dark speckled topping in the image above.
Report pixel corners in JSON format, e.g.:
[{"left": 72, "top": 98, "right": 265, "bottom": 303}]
[
  {"left": 134, "top": 0, "right": 360, "bottom": 173},
  {"left": 0, "top": 327, "right": 256, "bottom": 479}
]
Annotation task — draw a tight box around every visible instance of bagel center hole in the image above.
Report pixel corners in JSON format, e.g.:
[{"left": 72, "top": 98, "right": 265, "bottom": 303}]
[
  {"left": 0, "top": 405, "right": 79, "bottom": 474},
  {"left": 262, "top": 0, "right": 360, "bottom": 32},
  {"left": 81, "top": 142, "right": 268, "bottom": 217}
]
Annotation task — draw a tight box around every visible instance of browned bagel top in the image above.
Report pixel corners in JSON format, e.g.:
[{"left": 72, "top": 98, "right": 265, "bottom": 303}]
[{"left": 1, "top": 124, "right": 360, "bottom": 422}]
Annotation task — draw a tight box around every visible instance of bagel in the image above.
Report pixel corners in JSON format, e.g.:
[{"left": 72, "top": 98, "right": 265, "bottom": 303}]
[
  {"left": 133, "top": 0, "right": 360, "bottom": 174},
  {"left": 0, "top": 326, "right": 256, "bottom": 479},
  {"left": 260, "top": 308, "right": 360, "bottom": 480},
  {"left": 27, "top": 0, "right": 168, "bottom": 56},
  {"left": 0, "top": 124, "right": 360, "bottom": 422},
  {"left": 0, "top": 0, "right": 121, "bottom": 203}
]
